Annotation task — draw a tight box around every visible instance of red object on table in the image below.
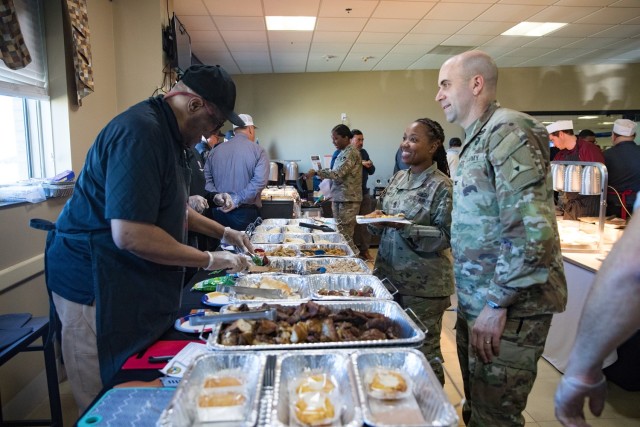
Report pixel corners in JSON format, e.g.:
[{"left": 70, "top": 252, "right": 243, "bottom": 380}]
[{"left": 121, "top": 340, "right": 196, "bottom": 369}]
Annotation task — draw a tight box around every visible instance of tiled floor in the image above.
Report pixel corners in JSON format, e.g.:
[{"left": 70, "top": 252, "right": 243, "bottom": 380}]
[{"left": 27, "top": 249, "right": 640, "bottom": 426}]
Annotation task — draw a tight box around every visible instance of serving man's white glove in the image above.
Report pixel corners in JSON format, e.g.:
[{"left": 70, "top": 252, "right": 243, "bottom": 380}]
[
  {"left": 188, "top": 195, "right": 208, "bottom": 213},
  {"left": 555, "top": 374, "right": 607, "bottom": 427},
  {"left": 221, "top": 226, "right": 254, "bottom": 254},
  {"left": 213, "top": 193, "right": 234, "bottom": 211},
  {"left": 204, "top": 251, "right": 248, "bottom": 273}
]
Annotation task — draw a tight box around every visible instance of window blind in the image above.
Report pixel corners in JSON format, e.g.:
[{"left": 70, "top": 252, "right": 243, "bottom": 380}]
[{"left": 0, "top": 0, "right": 48, "bottom": 100}]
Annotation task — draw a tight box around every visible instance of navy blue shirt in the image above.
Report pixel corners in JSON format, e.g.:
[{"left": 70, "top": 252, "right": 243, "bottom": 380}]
[{"left": 50, "top": 97, "right": 188, "bottom": 303}]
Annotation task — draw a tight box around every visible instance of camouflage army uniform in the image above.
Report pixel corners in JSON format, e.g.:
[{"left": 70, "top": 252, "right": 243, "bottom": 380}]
[
  {"left": 317, "top": 144, "right": 362, "bottom": 252},
  {"left": 370, "top": 163, "right": 455, "bottom": 384},
  {"left": 453, "top": 101, "right": 567, "bottom": 427}
]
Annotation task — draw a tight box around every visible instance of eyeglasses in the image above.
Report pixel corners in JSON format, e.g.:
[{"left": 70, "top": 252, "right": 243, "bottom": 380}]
[{"left": 164, "top": 91, "right": 226, "bottom": 132}]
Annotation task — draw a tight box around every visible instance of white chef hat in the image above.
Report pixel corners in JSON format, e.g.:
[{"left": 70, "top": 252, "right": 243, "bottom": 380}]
[
  {"left": 546, "top": 120, "right": 574, "bottom": 134},
  {"left": 612, "top": 119, "right": 637, "bottom": 136}
]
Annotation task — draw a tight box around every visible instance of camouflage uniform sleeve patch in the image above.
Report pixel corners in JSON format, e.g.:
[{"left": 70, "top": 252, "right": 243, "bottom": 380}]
[{"left": 489, "top": 132, "right": 544, "bottom": 192}]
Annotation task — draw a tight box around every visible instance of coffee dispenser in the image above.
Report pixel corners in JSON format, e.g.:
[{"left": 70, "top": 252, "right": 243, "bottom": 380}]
[{"left": 284, "top": 161, "right": 299, "bottom": 186}]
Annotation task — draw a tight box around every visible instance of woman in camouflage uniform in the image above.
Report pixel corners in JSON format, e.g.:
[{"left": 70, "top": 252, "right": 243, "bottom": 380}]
[{"left": 370, "top": 118, "right": 454, "bottom": 384}]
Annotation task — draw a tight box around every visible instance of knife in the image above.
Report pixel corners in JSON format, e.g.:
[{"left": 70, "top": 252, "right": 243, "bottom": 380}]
[
  {"left": 218, "top": 284, "right": 286, "bottom": 299},
  {"left": 300, "top": 222, "right": 335, "bottom": 232},
  {"left": 188, "top": 308, "right": 277, "bottom": 326}
]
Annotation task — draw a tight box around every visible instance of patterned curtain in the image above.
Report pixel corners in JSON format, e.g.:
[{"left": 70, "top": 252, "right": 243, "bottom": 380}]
[
  {"left": 0, "top": 0, "right": 32, "bottom": 70},
  {"left": 65, "top": 0, "right": 94, "bottom": 105}
]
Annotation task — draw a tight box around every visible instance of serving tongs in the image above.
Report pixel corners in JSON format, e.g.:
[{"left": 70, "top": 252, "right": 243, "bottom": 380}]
[
  {"left": 218, "top": 284, "right": 285, "bottom": 299},
  {"left": 300, "top": 222, "right": 335, "bottom": 232},
  {"left": 189, "top": 308, "right": 277, "bottom": 326}
]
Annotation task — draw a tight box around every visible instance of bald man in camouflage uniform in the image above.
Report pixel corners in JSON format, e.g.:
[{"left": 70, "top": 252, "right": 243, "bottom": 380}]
[{"left": 436, "top": 50, "right": 567, "bottom": 426}]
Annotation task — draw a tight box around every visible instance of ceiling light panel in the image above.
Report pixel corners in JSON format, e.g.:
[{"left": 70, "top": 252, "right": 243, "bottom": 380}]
[
  {"left": 502, "top": 22, "right": 567, "bottom": 37},
  {"left": 372, "top": 1, "right": 436, "bottom": 19},
  {"left": 266, "top": 16, "right": 316, "bottom": 31}
]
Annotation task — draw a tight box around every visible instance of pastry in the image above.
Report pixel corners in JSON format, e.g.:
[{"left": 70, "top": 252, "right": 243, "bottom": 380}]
[
  {"left": 197, "top": 391, "right": 246, "bottom": 422},
  {"left": 293, "top": 391, "right": 337, "bottom": 426},
  {"left": 367, "top": 368, "right": 410, "bottom": 400},
  {"left": 295, "top": 373, "right": 336, "bottom": 394}
]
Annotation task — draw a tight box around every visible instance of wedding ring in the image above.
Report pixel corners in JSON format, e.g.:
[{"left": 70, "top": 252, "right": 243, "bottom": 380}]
[{"left": 484, "top": 339, "right": 491, "bottom": 344}]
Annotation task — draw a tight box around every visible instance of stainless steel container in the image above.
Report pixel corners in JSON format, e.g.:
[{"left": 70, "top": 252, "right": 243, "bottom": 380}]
[
  {"left": 564, "top": 164, "right": 582, "bottom": 193},
  {"left": 269, "top": 162, "right": 279, "bottom": 183},
  {"left": 551, "top": 163, "right": 565, "bottom": 191},
  {"left": 284, "top": 161, "right": 299, "bottom": 181}
]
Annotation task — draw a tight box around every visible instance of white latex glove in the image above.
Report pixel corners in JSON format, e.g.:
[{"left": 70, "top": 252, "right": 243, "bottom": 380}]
[
  {"left": 204, "top": 251, "right": 248, "bottom": 274},
  {"left": 188, "top": 195, "right": 208, "bottom": 213},
  {"left": 555, "top": 374, "right": 607, "bottom": 427},
  {"left": 221, "top": 226, "right": 254, "bottom": 254},
  {"left": 213, "top": 193, "right": 234, "bottom": 210}
]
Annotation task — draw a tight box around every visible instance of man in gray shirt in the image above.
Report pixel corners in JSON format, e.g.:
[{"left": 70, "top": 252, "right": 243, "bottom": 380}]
[{"left": 204, "top": 113, "right": 269, "bottom": 231}]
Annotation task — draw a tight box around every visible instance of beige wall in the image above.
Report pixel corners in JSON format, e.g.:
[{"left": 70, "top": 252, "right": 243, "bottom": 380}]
[{"left": 232, "top": 63, "right": 640, "bottom": 186}]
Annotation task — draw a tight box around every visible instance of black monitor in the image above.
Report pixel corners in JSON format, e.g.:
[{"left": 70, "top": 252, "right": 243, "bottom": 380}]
[{"left": 163, "top": 14, "right": 192, "bottom": 72}]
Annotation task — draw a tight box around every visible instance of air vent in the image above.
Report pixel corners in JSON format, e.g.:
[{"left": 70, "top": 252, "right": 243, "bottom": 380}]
[{"left": 427, "top": 45, "right": 473, "bottom": 55}]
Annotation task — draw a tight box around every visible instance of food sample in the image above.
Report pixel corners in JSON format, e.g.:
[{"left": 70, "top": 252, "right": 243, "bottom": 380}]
[
  {"left": 266, "top": 247, "right": 298, "bottom": 257},
  {"left": 284, "top": 237, "right": 307, "bottom": 244},
  {"left": 293, "top": 392, "right": 337, "bottom": 426},
  {"left": 203, "top": 371, "right": 244, "bottom": 391},
  {"left": 308, "top": 259, "right": 367, "bottom": 273},
  {"left": 286, "top": 225, "right": 306, "bottom": 233},
  {"left": 236, "top": 277, "right": 296, "bottom": 300},
  {"left": 366, "top": 368, "right": 411, "bottom": 400},
  {"left": 197, "top": 391, "right": 246, "bottom": 422},
  {"left": 364, "top": 211, "right": 405, "bottom": 219},
  {"left": 219, "top": 301, "right": 401, "bottom": 346},
  {"left": 295, "top": 373, "right": 336, "bottom": 394},
  {"left": 300, "top": 247, "right": 347, "bottom": 256},
  {"left": 317, "top": 285, "right": 374, "bottom": 298}
]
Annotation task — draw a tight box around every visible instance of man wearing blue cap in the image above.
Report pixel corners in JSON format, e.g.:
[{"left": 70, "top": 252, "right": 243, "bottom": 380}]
[{"left": 41, "top": 65, "right": 253, "bottom": 412}]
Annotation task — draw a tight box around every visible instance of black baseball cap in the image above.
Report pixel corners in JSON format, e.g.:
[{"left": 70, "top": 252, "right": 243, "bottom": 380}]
[{"left": 180, "top": 65, "right": 245, "bottom": 127}]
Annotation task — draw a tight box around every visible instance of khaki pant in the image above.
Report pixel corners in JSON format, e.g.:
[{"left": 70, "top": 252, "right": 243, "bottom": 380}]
[
  {"left": 456, "top": 311, "right": 552, "bottom": 427},
  {"left": 332, "top": 201, "right": 360, "bottom": 253},
  {"left": 52, "top": 292, "right": 102, "bottom": 414}
]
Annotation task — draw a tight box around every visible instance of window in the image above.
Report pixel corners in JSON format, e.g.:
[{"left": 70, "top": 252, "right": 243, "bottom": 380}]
[{"left": 0, "top": 0, "right": 52, "bottom": 187}]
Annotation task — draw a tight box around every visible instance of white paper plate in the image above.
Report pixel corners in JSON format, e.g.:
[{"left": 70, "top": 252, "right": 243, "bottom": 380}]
[
  {"left": 174, "top": 314, "right": 213, "bottom": 334},
  {"left": 201, "top": 292, "right": 230, "bottom": 307},
  {"left": 356, "top": 215, "right": 411, "bottom": 224}
]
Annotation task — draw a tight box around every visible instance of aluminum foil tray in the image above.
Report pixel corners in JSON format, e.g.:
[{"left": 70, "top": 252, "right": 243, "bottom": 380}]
[
  {"left": 157, "top": 352, "right": 267, "bottom": 427},
  {"left": 298, "top": 243, "right": 354, "bottom": 257},
  {"left": 252, "top": 233, "right": 285, "bottom": 244},
  {"left": 304, "top": 258, "right": 371, "bottom": 274},
  {"left": 271, "top": 351, "right": 363, "bottom": 427},
  {"left": 261, "top": 218, "right": 289, "bottom": 226},
  {"left": 312, "top": 233, "right": 346, "bottom": 244},
  {"left": 351, "top": 349, "right": 458, "bottom": 427},
  {"left": 232, "top": 274, "right": 311, "bottom": 303},
  {"left": 253, "top": 244, "right": 301, "bottom": 257},
  {"left": 308, "top": 274, "right": 393, "bottom": 301},
  {"left": 207, "top": 300, "right": 425, "bottom": 351},
  {"left": 282, "top": 233, "right": 314, "bottom": 244},
  {"left": 283, "top": 224, "right": 308, "bottom": 233},
  {"left": 252, "top": 257, "right": 305, "bottom": 275},
  {"left": 254, "top": 225, "right": 284, "bottom": 234}
]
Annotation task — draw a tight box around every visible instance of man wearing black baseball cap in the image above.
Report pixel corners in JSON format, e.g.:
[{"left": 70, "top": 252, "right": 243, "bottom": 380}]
[{"left": 40, "top": 64, "right": 252, "bottom": 412}]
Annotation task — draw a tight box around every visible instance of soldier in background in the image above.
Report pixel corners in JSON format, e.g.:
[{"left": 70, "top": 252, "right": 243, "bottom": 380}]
[
  {"left": 351, "top": 129, "right": 376, "bottom": 260},
  {"left": 436, "top": 50, "right": 567, "bottom": 426},
  {"left": 369, "top": 118, "right": 454, "bottom": 385}
]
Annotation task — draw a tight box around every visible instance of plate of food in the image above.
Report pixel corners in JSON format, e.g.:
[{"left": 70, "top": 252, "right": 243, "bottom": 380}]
[
  {"left": 201, "top": 291, "right": 230, "bottom": 307},
  {"left": 356, "top": 212, "right": 411, "bottom": 224}
]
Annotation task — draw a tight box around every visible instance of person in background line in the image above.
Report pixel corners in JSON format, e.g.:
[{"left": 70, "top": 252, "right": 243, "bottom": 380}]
[
  {"left": 204, "top": 113, "right": 269, "bottom": 231},
  {"left": 41, "top": 65, "right": 251, "bottom": 412},
  {"left": 195, "top": 129, "right": 224, "bottom": 163},
  {"left": 369, "top": 118, "right": 454, "bottom": 385},
  {"left": 436, "top": 50, "right": 567, "bottom": 427},
  {"left": 547, "top": 120, "right": 605, "bottom": 220},
  {"left": 304, "top": 124, "right": 362, "bottom": 253},
  {"left": 393, "top": 145, "right": 410, "bottom": 173},
  {"left": 555, "top": 200, "right": 640, "bottom": 427},
  {"left": 577, "top": 129, "right": 598, "bottom": 150},
  {"left": 446, "top": 136, "right": 462, "bottom": 178},
  {"left": 603, "top": 119, "right": 640, "bottom": 217},
  {"left": 351, "top": 129, "right": 376, "bottom": 260}
]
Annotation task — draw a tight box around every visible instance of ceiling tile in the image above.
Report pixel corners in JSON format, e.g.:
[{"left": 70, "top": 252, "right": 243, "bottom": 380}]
[
  {"left": 576, "top": 7, "right": 640, "bottom": 24},
  {"left": 356, "top": 32, "right": 406, "bottom": 44},
  {"left": 442, "top": 34, "right": 493, "bottom": 46},
  {"left": 202, "top": 0, "right": 263, "bottom": 16},
  {"left": 412, "top": 20, "right": 468, "bottom": 34},
  {"left": 191, "top": 40, "right": 228, "bottom": 53},
  {"left": 188, "top": 30, "right": 223, "bottom": 43},
  {"left": 319, "top": 0, "right": 377, "bottom": 18},
  {"left": 390, "top": 44, "right": 435, "bottom": 55},
  {"left": 551, "top": 23, "right": 612, "bottom": 37},
  {"left": 401, "top": 33, "right": 449, "bottom": 45},
  {"left": 269, "top": 41, "right": 311, "bottom": 53},
  {"left": 313, "top": 31, "right": 360, "bottom": 43},
  {"left": 309, "top": 42, "right": 353, "bottom": 54},
  {"left": 407, "top": 53, "right": 450, "bottom": 69},
  {"left": 371, "top": 1, "right": 436, "bottom": 19},
  {"left": 212, "top": 16, "right": 265, "bottom": 31},
  {"left": 364, "top": 18, "right": 419, "bottom": 33},
  {"left": 481, "top": 35, "right": 533, "bottom": 48},
  {"left": 349, "top": 43, "right": 395, "bottom": 55},
  {"left": 225, "top": 41, "right": 269, "bottom": 52},
  {"left": 592, "top": 24, "right": 640, "bottom": 38},
  {"left": 315, "top": 17, "right": 368, "bottom": 32},
  {"left": 478, "top": 45, "right": 516, "bottom": 57},
  {"left": 174, "top": 0, "right": 209, "bottom": 15},
  {"left": 476, "top": 4, "right": 547, "bottom": 22},
  {"left": 456, "top": 21, "right": 515, "bottom": 36},
  {"left": 425, "top": 2, "right": 491, "bottom": 21},
  {"left": 554, "top": 0, "right": 620, "bottom": 6},
  {"left": 521, "top": 37, "right": 583, "bottom": 48},
  {"left": 306, "top": 59, "right": 342, "bottom": 72},
  {"left": 268, "top": 31, "right": 313, "bottom": 43},
  {"left": 564, "top": 37, "right": 620, "bottom": 49},
  {"left": 493, "top": 56, "right": 529, "bottom": 67},
  {"left": 175, "top": 15, "right": 215, "bottom": 31},
  {"left": 496, "top": 0, "right": 555, "bottom": 4},
  {"left": 528, "top": 6, "right": 601, "bottom": 23},
  {"left": 263, "top": 0, "right": 319, "bottom": 16},
  {"left": 220, "top": 30, "right": 267, "bottom": 43}
]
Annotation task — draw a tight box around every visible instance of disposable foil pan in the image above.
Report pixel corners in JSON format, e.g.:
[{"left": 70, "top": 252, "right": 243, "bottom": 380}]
[
  {"left": 254, "top": 257, "right": 305, "bottom": 275},
  {"left": 254, "top": 225, "right": 284, "bottom": 234},
  {"left": 157, "top": 352, "right": 267, "bottom": 427},
  {"left": 302, "top": 258, "right": 372, "bottom": 275},
  {"left": 261, "top": 218, "right": 289, "bottom": 226},
  {"left": 282, "top": 233, "right": 314, "bottom": 244},
  {"left": 252, "top": 233, "right": 284, "bottom": 244},
  {"left": 312, "top": 233, "right": 346, "bottom": 244},
  {"left": 308, "top": 274, "right": 393, "bottom": 301},
  {"left": 271, "top": 351, "right": 363, "bottom": 427},
  {"left": 232, "top": 274, "right": 311, "bottom": 303},
  {"left": 351, "top": 349, "right": 458, "bottom": 427},
  {"left": 253, "top": 244, "right": 300, "bottom": 257},
  {"left": 283, "top": 224, "right": 308, "bottom": 233},
  {"left": 207, "top": 300, "right": 425, "bottom": 351},
  {"left": 298, "top": 243, "right": 354, "bottom": 257}
]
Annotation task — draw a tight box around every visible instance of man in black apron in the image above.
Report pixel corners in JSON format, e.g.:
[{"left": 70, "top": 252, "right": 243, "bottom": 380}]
[{"left": 41, "top": 65, "right": 251, "bottom": 412}]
